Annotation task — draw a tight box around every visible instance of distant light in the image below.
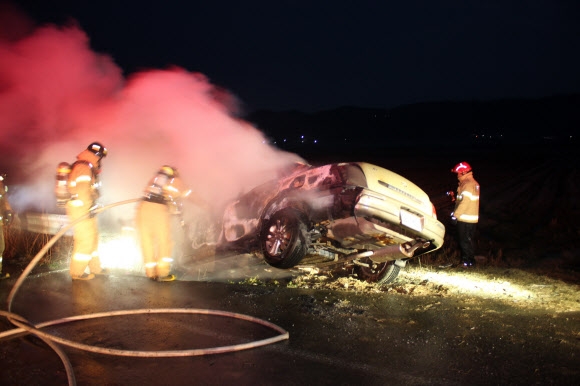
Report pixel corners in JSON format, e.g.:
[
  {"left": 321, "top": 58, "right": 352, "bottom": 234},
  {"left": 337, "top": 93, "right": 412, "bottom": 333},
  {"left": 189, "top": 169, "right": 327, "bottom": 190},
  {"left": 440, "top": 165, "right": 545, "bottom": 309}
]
[{"left": 314, "top": 140, "right": 318, "bottom": 144}]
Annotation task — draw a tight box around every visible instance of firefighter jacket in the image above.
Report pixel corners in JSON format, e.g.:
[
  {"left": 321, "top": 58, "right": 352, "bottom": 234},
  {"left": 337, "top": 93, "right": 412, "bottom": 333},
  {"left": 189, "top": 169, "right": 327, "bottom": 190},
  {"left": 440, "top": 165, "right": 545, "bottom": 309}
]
[
  {"left": 67, "top": 149, "right": 101, "bottom": 209},
  {"left": 454, "top": 174, "right": 480, "bottom": 224}
]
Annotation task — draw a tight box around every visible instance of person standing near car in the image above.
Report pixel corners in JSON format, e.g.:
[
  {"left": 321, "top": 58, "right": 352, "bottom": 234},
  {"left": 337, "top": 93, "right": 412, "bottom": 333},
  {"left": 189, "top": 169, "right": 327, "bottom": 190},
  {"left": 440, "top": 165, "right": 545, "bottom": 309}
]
[
  {"left": 136, "top": 165, "right": 205, "bottom": 282},
  {"left": 451, "top": 161, "right": 480, "bottom": 267},
  {"left": 0, "top": 174, "right": 14, "bottom": 279},
  {"left": 66, "top": 142, "right": 109, "bottom": 280}
]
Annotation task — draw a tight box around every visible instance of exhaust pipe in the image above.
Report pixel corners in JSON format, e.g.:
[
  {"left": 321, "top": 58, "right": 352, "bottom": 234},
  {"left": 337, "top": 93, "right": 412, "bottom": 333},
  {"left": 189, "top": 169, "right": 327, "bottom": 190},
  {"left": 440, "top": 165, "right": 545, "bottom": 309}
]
[{"left": 352, "top": 238, "right": 431, "bottom": 263}]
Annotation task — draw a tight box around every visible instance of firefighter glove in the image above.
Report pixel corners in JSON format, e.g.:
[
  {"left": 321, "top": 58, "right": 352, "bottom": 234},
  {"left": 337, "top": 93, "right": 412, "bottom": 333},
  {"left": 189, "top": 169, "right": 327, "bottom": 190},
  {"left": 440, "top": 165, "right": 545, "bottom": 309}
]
[
  {"left": 446, "top": 191, "right": 455, "bottom": 202},
  {"left": 450, "top": 212, "right": 457, "bottom": 226}
]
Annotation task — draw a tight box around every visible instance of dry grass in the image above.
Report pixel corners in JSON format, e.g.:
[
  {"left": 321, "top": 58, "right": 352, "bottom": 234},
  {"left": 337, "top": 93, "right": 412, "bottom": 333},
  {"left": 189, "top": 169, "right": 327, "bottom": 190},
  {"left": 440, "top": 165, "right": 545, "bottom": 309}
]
[
  {"left": 252, "top": 263, "right": 580, "bottom": 312},
  {"left": 3, "top": 226, "right": 72, "bottom": 271}
]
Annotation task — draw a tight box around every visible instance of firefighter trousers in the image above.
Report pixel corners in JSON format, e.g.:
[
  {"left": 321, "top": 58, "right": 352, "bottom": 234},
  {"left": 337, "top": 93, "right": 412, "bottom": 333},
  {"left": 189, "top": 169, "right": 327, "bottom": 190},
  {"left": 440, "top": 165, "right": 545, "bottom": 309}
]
[
  {"left": 66, "top": 203, "right": 102, "bottom": 277},
  {"left": 136, "top": 200, "right": 173, "bottom": 279},
  {"left": 457, "top": 221, "right": 477, "bottom": 263}
]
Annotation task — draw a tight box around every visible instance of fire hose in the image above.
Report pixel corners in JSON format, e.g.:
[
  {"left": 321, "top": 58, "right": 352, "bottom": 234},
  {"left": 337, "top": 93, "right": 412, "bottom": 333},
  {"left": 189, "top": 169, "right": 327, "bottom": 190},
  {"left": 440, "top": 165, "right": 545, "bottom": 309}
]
[{"left": 1, "top": 198, "right": 289, "bottom": 386}]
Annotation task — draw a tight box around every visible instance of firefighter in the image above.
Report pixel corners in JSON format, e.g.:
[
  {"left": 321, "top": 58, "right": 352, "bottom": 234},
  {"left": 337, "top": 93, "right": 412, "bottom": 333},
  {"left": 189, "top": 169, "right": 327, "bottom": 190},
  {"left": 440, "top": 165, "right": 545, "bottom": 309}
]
[
  {"left": 0, "top": 174, "right": 14, "bottom": 279},
  {"left": 451, "top": 161, "right": 481, "bottom": 267},
  {"left": 66, "top": 142, "right": 109, "bottom": 280},
  {"left": 136, "top": 165, "right": 201, "bottom": 282}
]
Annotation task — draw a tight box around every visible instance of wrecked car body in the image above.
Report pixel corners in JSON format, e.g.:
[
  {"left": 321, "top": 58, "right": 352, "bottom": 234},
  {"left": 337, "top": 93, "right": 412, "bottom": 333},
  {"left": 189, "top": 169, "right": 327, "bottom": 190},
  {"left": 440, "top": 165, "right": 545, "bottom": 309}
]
[{"left": 197, "top": 162, "right": 445, "bottom": 284}]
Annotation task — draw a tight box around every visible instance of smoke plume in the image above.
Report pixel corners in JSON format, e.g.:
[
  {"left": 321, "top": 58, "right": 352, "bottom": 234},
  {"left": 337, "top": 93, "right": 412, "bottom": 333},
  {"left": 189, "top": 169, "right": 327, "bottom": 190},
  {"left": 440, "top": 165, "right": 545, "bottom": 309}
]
[{"left": 0, "top": 18, "right": 302, "bottom": 224}]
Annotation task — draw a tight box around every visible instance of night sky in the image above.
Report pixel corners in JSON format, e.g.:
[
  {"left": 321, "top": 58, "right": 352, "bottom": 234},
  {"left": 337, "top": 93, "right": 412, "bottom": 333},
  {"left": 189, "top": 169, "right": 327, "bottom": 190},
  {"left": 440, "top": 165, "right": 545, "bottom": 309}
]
[{"left": 4, "top": 0, "right": 580, "bottom": 112}]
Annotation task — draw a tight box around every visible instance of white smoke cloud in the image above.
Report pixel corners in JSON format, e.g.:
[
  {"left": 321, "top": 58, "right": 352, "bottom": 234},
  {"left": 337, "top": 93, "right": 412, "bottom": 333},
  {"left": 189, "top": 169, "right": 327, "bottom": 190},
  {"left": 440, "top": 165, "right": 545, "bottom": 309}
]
[{"left": 0, "top": 19, "right": 302, "bottom": 224}]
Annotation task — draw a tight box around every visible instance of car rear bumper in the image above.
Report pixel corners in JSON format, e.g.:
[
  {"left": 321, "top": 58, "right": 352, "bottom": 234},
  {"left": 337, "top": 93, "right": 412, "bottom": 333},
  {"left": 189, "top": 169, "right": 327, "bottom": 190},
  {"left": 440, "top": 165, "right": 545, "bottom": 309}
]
[{"left": 353, "top": 190, "right": 445, "bottom": 250}]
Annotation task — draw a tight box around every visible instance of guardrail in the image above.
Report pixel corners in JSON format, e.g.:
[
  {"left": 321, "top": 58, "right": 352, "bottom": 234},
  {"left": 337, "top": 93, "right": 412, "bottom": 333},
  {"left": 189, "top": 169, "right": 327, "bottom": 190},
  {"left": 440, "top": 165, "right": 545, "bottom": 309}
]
[{"left": 13, "top": 212, "right": 73, "bottom": 236}]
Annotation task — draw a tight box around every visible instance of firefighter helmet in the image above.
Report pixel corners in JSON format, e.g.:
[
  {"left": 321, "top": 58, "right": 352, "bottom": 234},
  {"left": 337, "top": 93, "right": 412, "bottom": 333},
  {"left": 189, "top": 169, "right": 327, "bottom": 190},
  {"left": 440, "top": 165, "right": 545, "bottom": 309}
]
[
  {"left": 451, "top": 162, "right": 472, "bottom": 175},
  {"left": 87, "top": 142, "right": 108, "bottom": 159},
  {"left": 159, "top": 165, "right": 178, "bottom": 177}
]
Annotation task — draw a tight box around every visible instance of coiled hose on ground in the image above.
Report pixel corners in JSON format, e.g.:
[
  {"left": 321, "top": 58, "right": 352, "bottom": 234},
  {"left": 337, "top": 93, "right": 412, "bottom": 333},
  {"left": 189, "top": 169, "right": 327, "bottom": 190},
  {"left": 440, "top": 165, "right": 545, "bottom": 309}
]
[{"left": 0, "top": 198, "right": 289, "bottom": 386}]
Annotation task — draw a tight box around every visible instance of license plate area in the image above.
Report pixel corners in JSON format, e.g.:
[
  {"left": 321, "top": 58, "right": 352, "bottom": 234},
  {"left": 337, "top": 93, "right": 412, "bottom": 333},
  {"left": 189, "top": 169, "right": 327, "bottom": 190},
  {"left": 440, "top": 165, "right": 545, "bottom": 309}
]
[{"left": 400, "top": 208, "right": 424, "bottom": 232}]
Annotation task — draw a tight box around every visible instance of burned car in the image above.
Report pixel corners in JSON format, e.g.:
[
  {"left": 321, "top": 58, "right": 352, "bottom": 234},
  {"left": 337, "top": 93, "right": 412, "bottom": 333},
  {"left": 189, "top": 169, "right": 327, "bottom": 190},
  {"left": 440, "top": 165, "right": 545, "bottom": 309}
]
[{"left": 200, "top": 162, "right": 445, "bottom": 284}]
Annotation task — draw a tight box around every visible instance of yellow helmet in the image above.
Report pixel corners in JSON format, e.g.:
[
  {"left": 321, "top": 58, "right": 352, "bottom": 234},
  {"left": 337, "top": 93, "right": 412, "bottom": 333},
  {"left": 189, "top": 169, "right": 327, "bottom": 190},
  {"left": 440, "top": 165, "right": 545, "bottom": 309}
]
[{"left": 159, "top": 165, "right": 178, "bottom": 177}]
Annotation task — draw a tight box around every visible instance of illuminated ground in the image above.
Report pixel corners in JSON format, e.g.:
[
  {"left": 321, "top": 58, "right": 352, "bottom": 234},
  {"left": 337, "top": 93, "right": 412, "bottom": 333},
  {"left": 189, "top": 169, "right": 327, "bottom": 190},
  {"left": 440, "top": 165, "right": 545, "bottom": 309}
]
[
  {"left": 284, "top": 263, "right": 580, "bottom": 313},
  {"left": 172, "top": 250, "right": 580, "bottom": 313}
]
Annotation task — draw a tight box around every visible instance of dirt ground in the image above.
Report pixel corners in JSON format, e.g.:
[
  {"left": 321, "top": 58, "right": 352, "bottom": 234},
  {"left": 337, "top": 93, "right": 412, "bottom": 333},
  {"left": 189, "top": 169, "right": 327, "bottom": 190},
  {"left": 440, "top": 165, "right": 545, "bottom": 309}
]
[{"left": 282, "top": 262, "right": 580, "bottom": 313}]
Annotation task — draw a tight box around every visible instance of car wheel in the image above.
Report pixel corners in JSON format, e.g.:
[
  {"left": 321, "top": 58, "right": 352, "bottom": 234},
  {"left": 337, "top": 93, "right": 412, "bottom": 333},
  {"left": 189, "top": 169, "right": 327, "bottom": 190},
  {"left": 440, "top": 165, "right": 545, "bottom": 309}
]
[
  {"left": 260, "top": 208, "right": 309, "bottom": 269},
  {"left": 354, "top": 257, "right": 401, "bottom": 284}
]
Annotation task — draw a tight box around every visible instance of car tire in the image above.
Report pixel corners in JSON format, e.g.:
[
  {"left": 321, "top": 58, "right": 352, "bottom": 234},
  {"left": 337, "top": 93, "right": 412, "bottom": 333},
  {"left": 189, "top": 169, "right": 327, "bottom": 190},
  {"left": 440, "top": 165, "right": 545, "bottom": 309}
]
[
  {"left": 260, "top": 208, "right": 309, "bottom": 269},
  {"left": 354, "top": 258, "right": 401, "bottom": 284}
]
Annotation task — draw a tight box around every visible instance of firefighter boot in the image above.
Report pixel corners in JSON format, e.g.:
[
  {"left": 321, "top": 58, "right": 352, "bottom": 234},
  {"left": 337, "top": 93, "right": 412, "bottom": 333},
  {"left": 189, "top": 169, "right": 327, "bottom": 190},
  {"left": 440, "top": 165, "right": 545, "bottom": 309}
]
[
  {"left": 94, "top": 268, "right": 110, "bottom": 276},
  {"left": 156, "top": 274, "right": 176, "bottom": 282},
  {"left": 72, "top": 273, "right": 95, "bottom": 280}
]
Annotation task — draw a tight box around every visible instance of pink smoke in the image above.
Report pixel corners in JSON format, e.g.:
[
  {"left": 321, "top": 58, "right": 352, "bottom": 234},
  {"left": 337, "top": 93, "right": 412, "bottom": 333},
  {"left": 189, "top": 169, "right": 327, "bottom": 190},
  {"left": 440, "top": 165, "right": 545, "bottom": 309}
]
[{"left": 0, "top": 18, "right": 302, "bottom": 221}]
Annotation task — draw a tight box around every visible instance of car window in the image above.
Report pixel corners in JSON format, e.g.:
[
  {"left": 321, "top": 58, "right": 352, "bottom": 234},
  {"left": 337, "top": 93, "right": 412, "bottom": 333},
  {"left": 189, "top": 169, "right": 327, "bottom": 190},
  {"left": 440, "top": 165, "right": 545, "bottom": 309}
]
[{"left": 339, "top": 164, "right": 367, "bottom": 187}]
